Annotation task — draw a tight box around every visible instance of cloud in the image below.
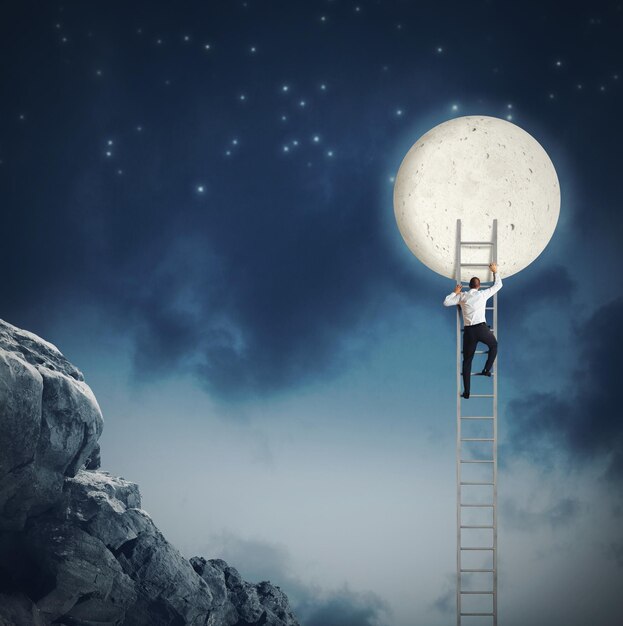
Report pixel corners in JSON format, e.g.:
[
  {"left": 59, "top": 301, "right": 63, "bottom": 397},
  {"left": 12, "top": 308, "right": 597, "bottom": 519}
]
[
  {"left": 506, "top": 296, "right": 623, "bottom": 480},
  {"left": 500, "top": 264, "right": 575, "bottom": 328},
  {"left": 430, "top": 573, "right": 454, "bottom": 616},
  {"left": 40, "top": 126, "right": 422, "bottom": 403},
  {"left": 500, "top": 496, "right": 581, "bottom": 531},
  {"left": 202, "top": 530, "right": 392, "bottom": 626},
  {"left": 608, "top": 542, "right": 623, "bottom": 569},
  {"left": 297, "top": 586, "right": 392, "bottom": 626}
]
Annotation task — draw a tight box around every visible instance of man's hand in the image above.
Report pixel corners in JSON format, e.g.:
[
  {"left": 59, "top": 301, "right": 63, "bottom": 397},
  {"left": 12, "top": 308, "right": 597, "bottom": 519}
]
[
  {"left": 453, "top": 284, "right": 462, "bottom": 295},
  {"left": 489, "top": 262, "right": 498, "bottom": 273}
]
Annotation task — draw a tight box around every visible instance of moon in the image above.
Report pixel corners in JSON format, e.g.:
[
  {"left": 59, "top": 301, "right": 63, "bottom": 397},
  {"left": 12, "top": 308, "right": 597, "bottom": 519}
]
[{"left": 393, "top": 115, "right": 560, "bottom": 282}]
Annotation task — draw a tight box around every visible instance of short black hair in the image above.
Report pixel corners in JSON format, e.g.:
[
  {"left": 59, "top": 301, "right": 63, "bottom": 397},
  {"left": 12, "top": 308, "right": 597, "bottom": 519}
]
[{"left": 469, "top": 276, "right": 480, "bottom": 288}]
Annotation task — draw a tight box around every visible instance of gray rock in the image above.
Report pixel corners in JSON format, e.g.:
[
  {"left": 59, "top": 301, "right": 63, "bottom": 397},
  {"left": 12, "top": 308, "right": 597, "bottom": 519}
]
[
  {"left": 191, "top": 557, "right": 300, "bottom": 626},
  {"left": 0, "top": 592, "right": 45, "bottom": 626},
  {"left": 23, "top": 519, "right": 136, "bottom": 624},
  {"left": 0, "top": 319, "right": 103, "bottom": 530},
  {"left": 64, "top": 470, "right": 215, "bottom": 625},
  {"left": 0, "top": 319, "right": 300, "bottom": 625}
]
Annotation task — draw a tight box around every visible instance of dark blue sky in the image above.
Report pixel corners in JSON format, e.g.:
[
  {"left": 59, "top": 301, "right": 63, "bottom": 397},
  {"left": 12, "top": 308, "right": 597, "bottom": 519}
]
[{"left": 1, "top": 2, "right": 622, "bottom": 625}]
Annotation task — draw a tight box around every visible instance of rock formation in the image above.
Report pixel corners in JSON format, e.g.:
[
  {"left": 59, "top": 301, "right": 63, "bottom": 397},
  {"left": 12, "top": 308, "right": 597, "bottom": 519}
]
[{"left": 0, "top": 319, "right": 300, "bottom": 626}]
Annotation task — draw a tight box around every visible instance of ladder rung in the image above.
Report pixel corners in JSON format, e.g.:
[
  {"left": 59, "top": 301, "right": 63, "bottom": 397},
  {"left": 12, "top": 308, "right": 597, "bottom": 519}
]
[
  {"left": 461, "top": 350, "right": 490, "bottom": 354},
  {"left": 463, "top": 394, "right": 494, "bottom": 398},
  {"left": 461, "top": 481, "right": 494, "bottom": 485},
  {"left": 461, "top": 503, "right": 494, "bottom": 507},
  {"left": 461, "top": 460, "right": 494, "bottom": 463},
  {"left": 460, "top": 263, "right": 492, "bottom": 267},
  {"left": 470, "top": 372, "right": 495, "bottom": 376},
  {"left": 460, "top": 591, "right": 494, "bottom": 595},
  {"left": 460, "top": 416, "right": 494, "bottom": 420},
  {"left": 461, "top": 525, "right": 494, "bottom": 528},
  {"left": 461, "top": 547, "right": 494, "bottom": 550},
  {"left": 460, "top": 241, "right": 494, "bottom": 246},
  {"left": 461, "top": 569, "right": 495, "bottom": 573},
  {"left": 461, "top": 612, "right": 495, "bottom": 616},
  {"left": 461, "top": 437, "right": 494, "bottom": 441},
  {"left": 461, "top": 329, "right": 495, "bottom": 332},
  {"left": 485, "top": 307, "right": 494, "bottom": 310}
]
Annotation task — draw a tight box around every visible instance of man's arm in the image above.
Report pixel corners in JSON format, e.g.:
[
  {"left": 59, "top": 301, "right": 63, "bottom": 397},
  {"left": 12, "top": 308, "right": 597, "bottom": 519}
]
[
  {"left": 443, "top": 284, "right": 463, "bottom": 307},
  {"left": 480, "top": 263, "right": 503, "bottom": 299}
]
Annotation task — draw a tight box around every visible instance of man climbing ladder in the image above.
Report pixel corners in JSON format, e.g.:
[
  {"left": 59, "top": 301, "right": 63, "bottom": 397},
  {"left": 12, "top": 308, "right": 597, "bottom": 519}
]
[{"left": 443, "top": 263, "right": 503, "bottom": 398}]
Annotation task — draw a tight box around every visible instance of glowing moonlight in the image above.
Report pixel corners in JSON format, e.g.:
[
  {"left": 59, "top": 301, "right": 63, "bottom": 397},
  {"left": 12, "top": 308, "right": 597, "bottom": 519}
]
[{"left": 393, "top": 115, "right": 560, "bottom": 281}]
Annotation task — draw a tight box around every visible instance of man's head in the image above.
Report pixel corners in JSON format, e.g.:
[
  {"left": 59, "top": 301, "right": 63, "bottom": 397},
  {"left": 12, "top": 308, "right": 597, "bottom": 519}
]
[{"left": 469, "top": 276, "right": 480, "bottom": 289}]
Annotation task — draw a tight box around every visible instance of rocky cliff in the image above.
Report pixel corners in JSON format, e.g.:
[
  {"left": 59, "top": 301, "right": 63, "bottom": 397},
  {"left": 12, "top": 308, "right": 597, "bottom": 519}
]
[{"left": 0, "top": 319, "right": 300, "bottom": 626}]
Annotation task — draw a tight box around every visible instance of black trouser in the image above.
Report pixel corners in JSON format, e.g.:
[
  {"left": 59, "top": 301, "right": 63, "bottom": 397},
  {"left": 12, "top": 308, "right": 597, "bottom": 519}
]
[{"left": 462, "top": 322, "right": 497, "bottom": 394}]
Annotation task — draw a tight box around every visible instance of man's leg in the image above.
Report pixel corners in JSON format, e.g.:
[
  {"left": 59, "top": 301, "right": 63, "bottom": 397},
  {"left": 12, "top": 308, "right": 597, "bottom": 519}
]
[
  {"left": 462, "top": 328, "right": 477, "bottom": 395},
  {"left": 479, "top": 326, "right": 498, "bottom": 373}
]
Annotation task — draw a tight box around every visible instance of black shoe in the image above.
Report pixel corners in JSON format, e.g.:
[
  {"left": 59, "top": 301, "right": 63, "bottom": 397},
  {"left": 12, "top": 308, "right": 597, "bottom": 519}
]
[
  {"left": 461, "top": 391, "right": 470, "bottom": 399},
  {"left": 481, "top": 369, "right": 492, "bottom": 377}
]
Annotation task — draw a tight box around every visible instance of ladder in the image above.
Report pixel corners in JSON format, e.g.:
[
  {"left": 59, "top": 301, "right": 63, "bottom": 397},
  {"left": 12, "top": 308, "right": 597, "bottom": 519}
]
[{"left": 455, "top": 218, "right": 498, "bottom": 626}]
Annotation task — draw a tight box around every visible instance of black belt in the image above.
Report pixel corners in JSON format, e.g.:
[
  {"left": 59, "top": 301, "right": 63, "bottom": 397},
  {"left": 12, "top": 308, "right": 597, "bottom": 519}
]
[{"left": 465, "top": 322, "right": 487, "bottom": 328}]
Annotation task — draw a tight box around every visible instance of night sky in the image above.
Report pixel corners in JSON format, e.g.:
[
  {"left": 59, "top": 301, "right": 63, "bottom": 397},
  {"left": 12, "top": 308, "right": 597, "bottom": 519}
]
[{"left": 2, "top": 2, "right": 623, "bottom": 625}]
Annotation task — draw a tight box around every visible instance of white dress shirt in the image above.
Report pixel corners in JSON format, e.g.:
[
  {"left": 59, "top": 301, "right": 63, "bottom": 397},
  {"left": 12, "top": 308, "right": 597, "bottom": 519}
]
[{"left": 443, "top": 273, "right": 503, "bottom": 326}]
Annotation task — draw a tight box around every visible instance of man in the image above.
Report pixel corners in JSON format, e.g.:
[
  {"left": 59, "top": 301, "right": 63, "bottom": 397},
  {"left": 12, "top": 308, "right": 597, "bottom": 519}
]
[{"left": 443, "top": 263, "right": 503, "bottom": 399}]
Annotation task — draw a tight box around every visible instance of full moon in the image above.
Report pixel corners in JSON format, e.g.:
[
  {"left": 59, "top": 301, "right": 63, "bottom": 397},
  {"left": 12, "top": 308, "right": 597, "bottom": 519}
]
[{"left": 393, "top": 115, "right": 560, "bottom": 282}]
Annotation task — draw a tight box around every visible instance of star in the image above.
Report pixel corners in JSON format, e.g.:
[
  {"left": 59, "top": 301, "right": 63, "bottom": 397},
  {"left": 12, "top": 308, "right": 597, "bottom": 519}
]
[
  {"left": 239, "top": 94, "right": 246, "bottom": 101},
  {"left": 197, "top": 185, "right": 205, "bottom": 193},
  {"left": 282, "top": 84, "right": 289, "bottom": 92},
  {"left": 183, "top": 35, "right": 191, "bottom": 42},
  {"left": 600, "top": 85, "right": 605, "bottom": 91},
  {"left": 320, "top": 84, "right": 327, "bottom": 90},
  {"left": 451, "top": 103, "right": 459, "bottom": 111},
  {"left": 506, "top": 114, "right": 513, "bottom": 120},
  {"left": 388, "top": 176, "right": 395, "bottom": 183},
  {"left": 326, "top": 150, "right": 334, "bottom": 157},
  {"left": 355, "top": 6, "right": 361, "bottom": 11},
  {"left": 436, "top": 46, "right": 444, "bottom": 53},
  {"left": 299, "top": 100, "right": 306, "bottom": 107},
  {"left": 548, "top": 92, "right": 555, "bottom": 99},
  {"left": 320, "top": 15, "right": 327, "bottom": 22},
  {"left": 396, "top": 109, "right": 403, "bottom": 116},
  {"left": 281, "top": 115, "right": 287, "bottom": 121},
  {"left": 156, "top": 39, "right": 163, "bottom": 45},
  {"left": 283, "top": 145, "right": 290, "bottom": 152},
  {"left": 18, "top": 113, "right": 25, "bottom": 120},
  {"left": 312, "top": 135, "right": 320, "bottom": 143},
  {"left": 105, "top": 151, "right": 112, "bottom": 157},
  {"left": 555, "top": 60, "right": 562, "bottom": 67},
  {"left": 250, "top": 46, "right": 257, "bottom": 53},
  {"left": 136, "top": 125, "right": 143, "bottom": 132},
  {"left": 232, "top": 139, "right": 239, "bottom": 145},
  {"left": 117, "top": 169, "right": 123, "bottom": 175},
  {"left": 576, "top": 83, "right": 583, "bottom": 89},
  {"left": 96, "top": 69, "right": 102, "bottom": 76},
  {"left": 204, "top": 43, "right": 211, "bottom": 50},
  {"left": 225, "top": 150, "right": 232, "bottom": 156},
  {"left": 292, "top": 140, "right": 299, "bottom": 146},
  {"left": 507, "top": 103, "right": 513, "bottom": 109},
  {"left": 107, "top": 139, "right": 113, "bottom": 146}
]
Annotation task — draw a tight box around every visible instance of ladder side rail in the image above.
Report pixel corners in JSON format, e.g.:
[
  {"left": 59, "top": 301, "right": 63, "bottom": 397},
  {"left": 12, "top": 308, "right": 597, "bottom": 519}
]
[
  {"left": 455, "top": 219, "right": 462, "bottom": 626},
  {"left": 492, "top": 219, "right": 498, "bottom": 626}
]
